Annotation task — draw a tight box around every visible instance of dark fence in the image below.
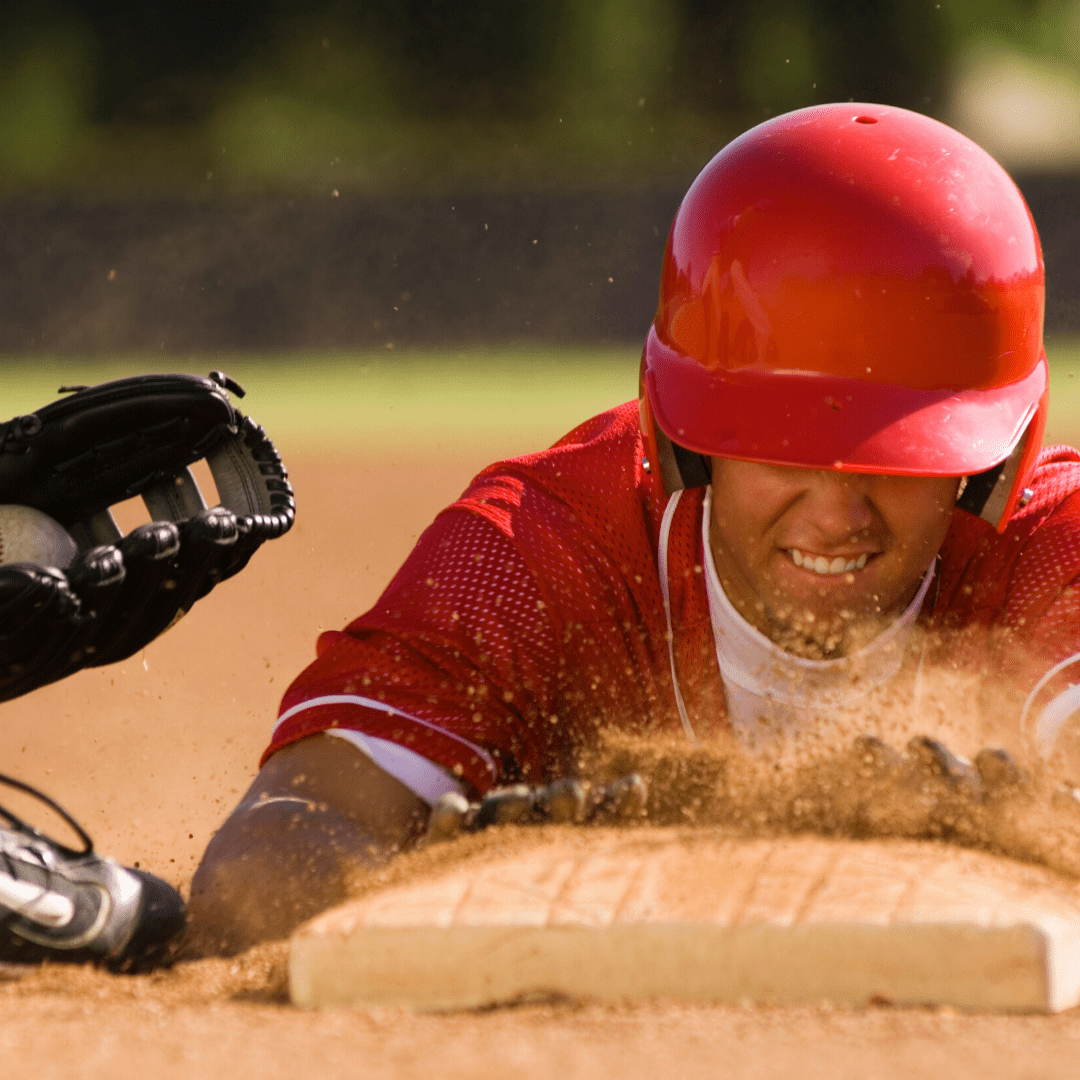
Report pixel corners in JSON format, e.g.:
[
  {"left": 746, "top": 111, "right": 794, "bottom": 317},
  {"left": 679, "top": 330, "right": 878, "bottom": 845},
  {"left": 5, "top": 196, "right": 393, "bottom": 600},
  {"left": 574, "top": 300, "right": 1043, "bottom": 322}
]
[{"left": 0, "top": 175, "right": 1076, "bottom": 355}]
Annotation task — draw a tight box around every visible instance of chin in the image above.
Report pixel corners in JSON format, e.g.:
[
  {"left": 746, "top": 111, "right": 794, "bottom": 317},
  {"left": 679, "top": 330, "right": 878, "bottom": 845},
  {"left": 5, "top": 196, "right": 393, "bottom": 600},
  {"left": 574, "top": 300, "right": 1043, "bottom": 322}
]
[
  {"left": 769, "top": 561, "right": 885, "bottom": 614},
  {"left": 761, "top": 608, "right": 893, "bottom": 660},
  {"left": 760, "top": 577, "right": 896, "bottom": 657}
]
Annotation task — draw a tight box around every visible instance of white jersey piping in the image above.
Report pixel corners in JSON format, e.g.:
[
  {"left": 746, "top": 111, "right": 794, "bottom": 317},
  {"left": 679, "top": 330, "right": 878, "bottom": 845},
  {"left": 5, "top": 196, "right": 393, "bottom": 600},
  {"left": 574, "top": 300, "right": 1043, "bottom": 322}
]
[
  {"left": 657, "top": 489, "right": 697, "bottom": 742},
  {"left": 1020, "top": 650, "right": 1080, "bottom": 755},
  {"left": 273, "top": 693, "right": 498, "bottom": 777}
]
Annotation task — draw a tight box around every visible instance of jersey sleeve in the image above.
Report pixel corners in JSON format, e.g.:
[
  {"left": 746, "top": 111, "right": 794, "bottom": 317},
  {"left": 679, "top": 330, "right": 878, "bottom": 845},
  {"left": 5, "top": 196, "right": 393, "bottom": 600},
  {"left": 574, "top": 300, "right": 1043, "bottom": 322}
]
[
  {"left": 1000, "top": 485, "right": 1080, "bottom": 754},
  {"left": 929, "top": 450, "right": 1080, "bottom": 757},
  {"left": 267, "top": 507, "right": 580, "bottom": 795},
  {"left": 267, "top": 403, "right": 680, "bottom": 795}
]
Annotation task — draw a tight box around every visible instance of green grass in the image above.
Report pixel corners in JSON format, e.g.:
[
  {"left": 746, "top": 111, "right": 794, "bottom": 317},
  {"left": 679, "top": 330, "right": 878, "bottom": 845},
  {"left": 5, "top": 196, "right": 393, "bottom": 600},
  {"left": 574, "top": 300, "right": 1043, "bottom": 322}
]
[
  {"left": 2, "top": 337, "right": 1079, "bottom": 456},
  {"left": 1046, "top": 337, "right": 1080, "bottom": 446},
  {"left": 0, "top": 346, "right": 642, "bottom": 457}
]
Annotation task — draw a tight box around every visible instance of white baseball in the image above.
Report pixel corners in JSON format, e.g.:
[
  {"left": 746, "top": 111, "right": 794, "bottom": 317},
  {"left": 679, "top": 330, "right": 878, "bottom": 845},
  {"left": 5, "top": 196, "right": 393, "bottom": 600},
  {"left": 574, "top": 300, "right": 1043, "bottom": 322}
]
[{"left": 0, "top": 505, "right": 78, "bottom": 569}]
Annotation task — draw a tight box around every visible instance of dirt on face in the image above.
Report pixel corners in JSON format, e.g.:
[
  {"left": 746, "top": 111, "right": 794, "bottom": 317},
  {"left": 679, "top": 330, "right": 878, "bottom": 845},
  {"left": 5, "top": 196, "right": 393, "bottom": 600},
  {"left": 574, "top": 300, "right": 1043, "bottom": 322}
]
[{"left": 4, "top": 450, "right": 1080, "bottom": 1080}]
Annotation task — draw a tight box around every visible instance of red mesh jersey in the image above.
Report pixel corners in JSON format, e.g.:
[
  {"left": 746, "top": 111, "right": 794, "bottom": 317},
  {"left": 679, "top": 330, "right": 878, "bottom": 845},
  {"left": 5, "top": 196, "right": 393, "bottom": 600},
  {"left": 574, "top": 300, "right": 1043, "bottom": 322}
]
[{"left": 268, "top": 402, "right": 1080, "bottom": 793}]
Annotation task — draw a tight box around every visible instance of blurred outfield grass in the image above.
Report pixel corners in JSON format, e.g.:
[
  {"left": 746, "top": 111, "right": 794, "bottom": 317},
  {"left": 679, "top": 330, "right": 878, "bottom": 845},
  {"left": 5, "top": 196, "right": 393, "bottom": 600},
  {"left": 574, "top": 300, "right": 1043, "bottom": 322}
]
[
  {"left": 1, "top": 339, "right": 1079, "bottom": 459},
  {"left": 0, "top": 346, "right": 641, "bottom": 459}
]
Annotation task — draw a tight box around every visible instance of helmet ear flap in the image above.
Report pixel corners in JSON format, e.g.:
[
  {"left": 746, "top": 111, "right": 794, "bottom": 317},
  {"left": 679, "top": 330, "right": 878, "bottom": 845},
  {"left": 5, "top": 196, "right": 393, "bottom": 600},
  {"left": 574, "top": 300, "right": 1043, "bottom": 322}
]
[
  {"left": 639, "top": 365, "right": 711, "bottom": 495},
  {"left": 956, "top": 392, "right": 1046, "bottom": 532},
  {"left": 653, "top": 424, "right": 712, "bottom": 492}
]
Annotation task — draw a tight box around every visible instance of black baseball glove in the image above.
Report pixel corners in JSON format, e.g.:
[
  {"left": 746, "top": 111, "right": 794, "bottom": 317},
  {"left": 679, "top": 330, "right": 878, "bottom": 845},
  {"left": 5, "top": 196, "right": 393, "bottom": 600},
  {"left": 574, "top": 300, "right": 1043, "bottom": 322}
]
[{"left": 0, "top": 371, "right": 294, "bottom": 700}]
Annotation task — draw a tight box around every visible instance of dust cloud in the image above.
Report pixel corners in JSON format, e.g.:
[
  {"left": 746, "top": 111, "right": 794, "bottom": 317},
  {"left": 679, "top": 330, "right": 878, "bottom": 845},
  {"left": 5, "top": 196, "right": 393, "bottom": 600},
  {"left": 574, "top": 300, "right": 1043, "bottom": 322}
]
[{"left": 579, "top": 636, "right": 1080, "bottom": 883}]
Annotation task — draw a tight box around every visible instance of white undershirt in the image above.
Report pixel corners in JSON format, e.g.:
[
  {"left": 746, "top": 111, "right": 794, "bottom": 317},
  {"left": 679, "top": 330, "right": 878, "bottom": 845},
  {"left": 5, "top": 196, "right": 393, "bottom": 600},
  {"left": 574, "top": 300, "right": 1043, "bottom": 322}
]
[
  {"left": 701, "top": 486, "right": 934, "bottom": 743},
  {"left": 325, "top": 728, "right": 465, "bottom": 805}
]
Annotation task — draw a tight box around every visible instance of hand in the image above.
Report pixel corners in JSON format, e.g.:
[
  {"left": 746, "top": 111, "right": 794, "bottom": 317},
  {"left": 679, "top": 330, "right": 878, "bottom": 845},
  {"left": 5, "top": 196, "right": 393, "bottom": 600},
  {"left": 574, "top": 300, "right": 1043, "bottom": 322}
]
[
  {"left": 425, "top": 773, "right": 648, "bottom": 842},
  {"left": 844, "top": 733, "right": 1025, "bottom": 841}
]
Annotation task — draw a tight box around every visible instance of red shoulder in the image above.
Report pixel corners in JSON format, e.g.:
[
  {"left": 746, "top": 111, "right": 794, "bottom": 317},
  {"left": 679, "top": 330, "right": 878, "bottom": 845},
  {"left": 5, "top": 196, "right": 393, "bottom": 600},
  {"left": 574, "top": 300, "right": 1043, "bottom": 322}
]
[
  {"left": 935, "top": 446, "right": 1080, "bottom": 628},
  {"left": 451, "top": 401, "right": 666, "bottom": 546}
]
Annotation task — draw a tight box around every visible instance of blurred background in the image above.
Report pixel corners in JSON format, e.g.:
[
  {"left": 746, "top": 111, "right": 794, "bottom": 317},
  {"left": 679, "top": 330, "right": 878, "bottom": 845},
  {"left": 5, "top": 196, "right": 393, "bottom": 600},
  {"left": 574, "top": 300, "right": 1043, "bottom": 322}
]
[
  {"left": 1, "top": 1, "right": 1080, "bottom": 881},
  {"left": 0, "top": 0, "right": 1077, "bottom": 359}
]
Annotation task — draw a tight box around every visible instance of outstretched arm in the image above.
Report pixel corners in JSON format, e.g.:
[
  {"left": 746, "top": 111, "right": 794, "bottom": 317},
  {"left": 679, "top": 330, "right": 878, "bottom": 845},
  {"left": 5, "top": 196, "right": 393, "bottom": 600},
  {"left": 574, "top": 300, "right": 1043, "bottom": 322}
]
[{"left": 188, "top": 734, "right": 430, "bottom": 955}]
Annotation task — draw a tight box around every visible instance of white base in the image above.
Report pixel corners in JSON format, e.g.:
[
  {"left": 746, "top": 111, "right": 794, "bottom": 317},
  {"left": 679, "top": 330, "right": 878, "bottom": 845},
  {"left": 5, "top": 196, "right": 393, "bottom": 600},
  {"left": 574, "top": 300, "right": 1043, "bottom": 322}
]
[{"left": 289, "top": 832, "right": 1080, "bottom": 1012}]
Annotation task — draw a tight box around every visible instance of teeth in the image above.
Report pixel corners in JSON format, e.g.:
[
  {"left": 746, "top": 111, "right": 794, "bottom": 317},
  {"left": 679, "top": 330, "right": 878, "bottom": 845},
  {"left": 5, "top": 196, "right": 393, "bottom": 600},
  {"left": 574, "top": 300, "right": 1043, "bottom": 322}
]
[{"left": 789, "top": 549, "right": 871, "bottom": 576}]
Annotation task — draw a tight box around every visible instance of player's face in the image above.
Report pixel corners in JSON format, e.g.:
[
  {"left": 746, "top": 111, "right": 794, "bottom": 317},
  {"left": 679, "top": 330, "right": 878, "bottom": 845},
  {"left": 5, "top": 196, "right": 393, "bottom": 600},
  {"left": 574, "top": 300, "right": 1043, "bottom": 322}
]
[{"left": 707, "top": 458, "right": 959, "bottom": 658}]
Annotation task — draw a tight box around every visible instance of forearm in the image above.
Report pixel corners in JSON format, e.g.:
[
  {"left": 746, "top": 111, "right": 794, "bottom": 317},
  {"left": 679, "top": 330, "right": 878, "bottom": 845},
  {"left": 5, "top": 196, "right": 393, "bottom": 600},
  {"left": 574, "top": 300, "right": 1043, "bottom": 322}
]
[
  {"left": 188, "top": 735, "right": 430, "bottom": 954},
  {"left": 188, "top": 800, "right": 377, "bottom": 954}
]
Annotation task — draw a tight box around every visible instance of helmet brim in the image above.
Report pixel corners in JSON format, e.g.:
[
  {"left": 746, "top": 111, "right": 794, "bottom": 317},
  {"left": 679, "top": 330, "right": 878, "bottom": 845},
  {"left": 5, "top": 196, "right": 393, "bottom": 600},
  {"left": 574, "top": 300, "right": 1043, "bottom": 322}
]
[{"left": 645, "top": 327, "right": 1047, "bottom": 476}]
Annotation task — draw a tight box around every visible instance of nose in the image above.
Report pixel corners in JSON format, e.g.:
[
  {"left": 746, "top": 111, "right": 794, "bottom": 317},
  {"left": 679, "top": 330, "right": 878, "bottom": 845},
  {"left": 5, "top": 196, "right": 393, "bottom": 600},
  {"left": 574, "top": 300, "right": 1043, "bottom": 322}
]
[{"left": 799, "top": 472, "right": 875, "bottom": 545}]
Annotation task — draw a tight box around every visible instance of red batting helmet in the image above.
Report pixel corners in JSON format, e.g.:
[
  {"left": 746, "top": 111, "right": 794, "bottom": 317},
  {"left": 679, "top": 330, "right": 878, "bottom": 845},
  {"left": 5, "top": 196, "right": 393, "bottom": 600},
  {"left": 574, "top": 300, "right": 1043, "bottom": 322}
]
[{"left": 640, "top": 102, "right": 1047, "bottom": 532}]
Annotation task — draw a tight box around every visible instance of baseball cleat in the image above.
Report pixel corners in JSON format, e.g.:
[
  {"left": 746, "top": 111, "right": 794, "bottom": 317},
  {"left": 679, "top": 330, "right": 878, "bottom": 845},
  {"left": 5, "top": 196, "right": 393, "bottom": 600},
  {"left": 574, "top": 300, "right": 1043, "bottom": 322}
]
[{"left": 0, "top": 773, "right": 184, "bottom": 971}]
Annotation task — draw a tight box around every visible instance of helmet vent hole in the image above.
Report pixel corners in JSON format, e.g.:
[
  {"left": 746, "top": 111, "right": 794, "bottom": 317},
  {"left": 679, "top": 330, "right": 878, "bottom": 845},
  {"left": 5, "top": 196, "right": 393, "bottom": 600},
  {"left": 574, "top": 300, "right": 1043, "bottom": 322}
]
[{"left": 854, "top": 116, "right": 878, "bottom": 124}]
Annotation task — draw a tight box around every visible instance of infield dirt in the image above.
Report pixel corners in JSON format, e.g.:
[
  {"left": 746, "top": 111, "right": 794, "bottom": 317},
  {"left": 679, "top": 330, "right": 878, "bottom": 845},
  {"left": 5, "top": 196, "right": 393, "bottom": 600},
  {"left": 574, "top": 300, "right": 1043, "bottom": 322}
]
[{"left": 4, "top": 448, "right": 1080, "bottom": 1079}]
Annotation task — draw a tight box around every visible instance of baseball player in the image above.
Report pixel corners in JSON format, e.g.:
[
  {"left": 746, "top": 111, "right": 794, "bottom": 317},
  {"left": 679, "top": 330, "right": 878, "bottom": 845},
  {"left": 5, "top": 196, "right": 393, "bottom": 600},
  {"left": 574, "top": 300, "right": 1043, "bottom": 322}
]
[
  {"left": 0, "top": 372, "right": 294, "bottom": 969},
  {"left": 190, "top": 103, "right": 1080, "bottom": 953}
]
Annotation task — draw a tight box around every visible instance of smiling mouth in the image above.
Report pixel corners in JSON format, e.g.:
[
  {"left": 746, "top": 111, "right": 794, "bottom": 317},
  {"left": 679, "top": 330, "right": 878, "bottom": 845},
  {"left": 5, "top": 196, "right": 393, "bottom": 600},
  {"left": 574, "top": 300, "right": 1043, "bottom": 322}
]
[{"left": 787, "top": 548, "right": 870, "bottom": 576}]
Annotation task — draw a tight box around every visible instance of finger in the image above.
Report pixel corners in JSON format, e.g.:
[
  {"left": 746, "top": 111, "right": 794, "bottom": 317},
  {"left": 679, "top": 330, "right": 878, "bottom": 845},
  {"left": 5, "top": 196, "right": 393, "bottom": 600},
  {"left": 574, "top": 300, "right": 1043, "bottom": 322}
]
[
  {"left": 163, "top": 505, "right": 239, "bottom": 612},
  {"left": 974, "top": 747, "right": 1023, "bottom": 793},
  {"left": 852, "top": 733, "right": 903, "bottom": 774},
  {"left": 210, "top": 516, "right": 266, "bottom": 586},
  {"left": 538, "top": 778, "right": 587, "bottom": 824},
  {"left": 905, "top": 736, "right": 980, "bottom": 791},
  {"left": 475, "top": 784, "right": 534, "bottom": 828},
  {"left": 589, "top": 773, "right": 648, "bottom": 822},
  {"left": 426, "top": 792, "right": 472, "bottom": 842},
  {"left": 0, "top": 564, "right": 80, "bottom": 645},
  {"left": 172, "top": 506, "right": 239, "bottom": 606},
  {"left": 848, "top": 734, "right": 904, "bottom": 785},
  {"left": 121, "top": 520, "right": 182, "bottom": 567},
  {"left": 0, "top": 565, "right": 82, "bottom": 700},
  {"left": 1052, "top": 785, "right": 1080, "bottom": 815},
  {"left": 847, "top": 734, "right": 915, "bottom": 836},
  {"left": 4, "top": 546, "right": 128, "bottom": 693},
  {"left": 86, "top": 521, "right": 181, "bottom": 666},
  {"left": 62, "top": 545, "right": 128, "bottom": 674},
  {"left": 67, "top": 544, "right": 126, "bottom": 604},
  {"left": 87, "top": 508, "right": 237, "bottom": 663}
]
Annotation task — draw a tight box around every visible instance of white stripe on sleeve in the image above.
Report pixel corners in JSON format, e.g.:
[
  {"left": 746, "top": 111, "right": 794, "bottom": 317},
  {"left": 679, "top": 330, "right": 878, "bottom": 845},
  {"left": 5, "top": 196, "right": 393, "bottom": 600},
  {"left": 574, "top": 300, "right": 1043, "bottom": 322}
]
[
  {"left": 324, "top": 728, "right": 464, "bottom": 805},
  {"left": 273, "top": 693, "right": 497, "bottom": 779},
  {"left": 1020, "top": 652, "right": 1080, "bottom": 756}
]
